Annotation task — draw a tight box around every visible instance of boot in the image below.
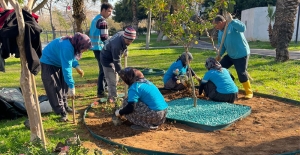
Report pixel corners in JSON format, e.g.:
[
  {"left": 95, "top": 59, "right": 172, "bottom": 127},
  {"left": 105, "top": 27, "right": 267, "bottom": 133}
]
[{"left": 242, "top": 80, "right": 253, "bottom": 99}]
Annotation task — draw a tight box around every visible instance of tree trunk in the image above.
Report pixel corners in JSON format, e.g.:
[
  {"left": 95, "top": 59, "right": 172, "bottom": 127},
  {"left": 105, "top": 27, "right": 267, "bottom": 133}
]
[
  {"left": 146, "top": 9, "right": 152, "bottom": 50},
  {"left": 48, "top": 2, "right": 56, "bottom": 40},
  {"left": 7, "top": 0, "right": 45, "bottom": 145},
  {"left": 156, "top": 30, "right": 164, "bottom": 42},
  {"left": 131, "top": 0, "right": 139, "bottom": 32},
  {"left": 273, "top": 0, "right": 299, "bottom": 62},
  {"left": 72, "top": 0, "right": 85, "bottom": 33}
]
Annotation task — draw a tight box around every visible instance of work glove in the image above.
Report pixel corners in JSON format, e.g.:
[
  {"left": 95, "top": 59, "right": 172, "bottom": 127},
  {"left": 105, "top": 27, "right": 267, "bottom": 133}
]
[
  {"left": 195, "top": 76, "right": 202, "bottom": 82},
  {"left": 122, "top": 49, "right": 128, "bottom": 57},
  {"left": 173, "top": 69, "right": 179, "bottom": 76},
  {"left": 225, "top": 12, "right": 233, "bottom": 23},
  {"left": 68, "top": 88, "right": 75, "bottom": 97},
  {"left": 115, "top": 109, "right": 121, "bottom": 117},
  {"left": 75, "top": 66, "right": 84, "bottom": 77}
]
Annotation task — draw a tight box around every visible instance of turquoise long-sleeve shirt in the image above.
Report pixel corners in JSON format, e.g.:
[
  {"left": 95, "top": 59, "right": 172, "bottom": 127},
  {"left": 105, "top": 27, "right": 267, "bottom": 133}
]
[
  {"left": 218, "top": 19, "right": 250, "bottom": 59},
  {"left": 40, "top": 38, "right": 79, "bottom": 88}
]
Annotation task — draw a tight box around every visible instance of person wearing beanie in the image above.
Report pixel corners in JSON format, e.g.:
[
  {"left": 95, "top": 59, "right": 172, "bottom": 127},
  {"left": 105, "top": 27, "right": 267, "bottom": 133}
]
[
  {"left": 198, "top": 57, "right": 238, "bottom": 103},
  {"left": 163, "top": 52, "right": 202, "bottom": 90},
  {"left": 100, "top": 26, "right": 136, "bottom": 102},
  {"left": 114, "top": 67, "right": 168, "bottom": 131},
  {"left": 40, "top": 32, "right": 92, "bottom": 122},
  {"left": 89, "top": 2, "right": 113, "bottom": 98}
]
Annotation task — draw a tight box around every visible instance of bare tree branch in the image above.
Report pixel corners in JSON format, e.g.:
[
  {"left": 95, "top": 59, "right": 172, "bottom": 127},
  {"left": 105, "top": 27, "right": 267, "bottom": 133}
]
[{"left": 32, "top": 0, "right": 48, "bottom": 13}]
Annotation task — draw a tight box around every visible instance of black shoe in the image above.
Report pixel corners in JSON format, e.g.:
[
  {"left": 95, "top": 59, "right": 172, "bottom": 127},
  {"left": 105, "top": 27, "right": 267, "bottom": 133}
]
[
  {"left": 60, "top": 113, "right": 68, "bottom": 122},
  {"left": 65, "top": 107, "right": 78, "bottom": 114}
]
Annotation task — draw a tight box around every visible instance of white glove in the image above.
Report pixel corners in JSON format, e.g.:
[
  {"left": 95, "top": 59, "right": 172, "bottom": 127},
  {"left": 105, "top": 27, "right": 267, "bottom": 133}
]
[
  {"left": 225, "top": 12, "right": 233, "bottom": 23},
  {"left": 122, "top": 50, "right": 128, "bottom": 57},
  {"left": 115, "top": 109, "right": 120, "bottom": 117},
  {"left": 173, "top": 69, "right": 179, "bottom": 75},
  {"left": 76, "top": 66, "right": 84, "bottom": 77},
  {"left": 68, "top": 88, "right": 75, "bottom": 96}
]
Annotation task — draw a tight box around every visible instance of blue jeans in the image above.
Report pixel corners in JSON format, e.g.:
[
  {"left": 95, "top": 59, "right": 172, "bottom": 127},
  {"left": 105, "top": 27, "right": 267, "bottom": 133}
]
[
  {"left": 220, "top": 55, "right": 249, "bottom": 83},
  {"left": 93, "top": 50, "right": 106, "bottom": 95}
]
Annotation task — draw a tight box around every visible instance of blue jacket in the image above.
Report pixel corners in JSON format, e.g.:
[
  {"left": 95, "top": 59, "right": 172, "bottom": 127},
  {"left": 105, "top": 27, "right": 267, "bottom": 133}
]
[
  {"left": 218, "top": 19, "right": 250, "bottom": 59},
  {"left": 40, "top": 38, "right": 79, "bottom": 88},
  {"left": 89, "top": 14, "right": 104, "bottom": 50}
]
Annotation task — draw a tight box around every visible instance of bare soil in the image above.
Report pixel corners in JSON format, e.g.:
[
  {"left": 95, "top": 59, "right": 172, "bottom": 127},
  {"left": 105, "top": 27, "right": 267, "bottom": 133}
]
[{"left": 83, "top": 89, "right": 300, "bottom": 155}]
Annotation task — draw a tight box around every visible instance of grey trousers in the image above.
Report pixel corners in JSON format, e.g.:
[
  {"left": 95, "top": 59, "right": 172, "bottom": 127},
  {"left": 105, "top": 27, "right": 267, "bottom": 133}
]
[
  {"left": 102, "top": 66, "right": 119, "bottom": 101},
  {"left": 41, "top": 63, "right": 68, "bottom": 115}
]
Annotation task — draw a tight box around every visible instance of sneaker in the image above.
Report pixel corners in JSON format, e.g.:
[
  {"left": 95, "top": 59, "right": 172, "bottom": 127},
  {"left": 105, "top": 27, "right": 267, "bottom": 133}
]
[
  {"left": 130, "top": 125, "right": 149, "bottom": 131},
  {"left": 65, "top": 107, "right": 79, "bottom": 114},
  {"left": 60, "top": 113, "right": 69, "bottom": 122}
]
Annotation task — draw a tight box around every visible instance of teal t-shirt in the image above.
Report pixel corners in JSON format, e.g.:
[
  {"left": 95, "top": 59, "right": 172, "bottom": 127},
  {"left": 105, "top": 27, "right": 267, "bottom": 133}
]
[
  {"left": 127, "top": 80, "right": 168, "bottom": 111},
  {"left": 201, "top": 68, "right": 238, "bottom": 94}
]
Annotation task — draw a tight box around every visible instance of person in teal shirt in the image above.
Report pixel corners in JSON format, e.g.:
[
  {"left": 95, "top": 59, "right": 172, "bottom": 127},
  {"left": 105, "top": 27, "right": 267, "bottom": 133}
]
[
  {"left": 40, "top": 32, "right": 92, "bottom": 122},
  {"left": 114, "top": 67, "right": 168, "bottom": 131},
  {"left": 198, "top": 57, "right": 238, "bottom": 103},
  {"left": 213, "top": 13, "right": 253, "bottom": 99},
  {"left": 163, "top": 52, "right": 201, "bottom": 90}
]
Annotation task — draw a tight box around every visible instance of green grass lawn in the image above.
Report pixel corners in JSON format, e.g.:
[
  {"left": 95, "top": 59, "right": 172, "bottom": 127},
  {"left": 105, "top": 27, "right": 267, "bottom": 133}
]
[{"left": 1, "top": 44, "right": 300, "bottom": 154}]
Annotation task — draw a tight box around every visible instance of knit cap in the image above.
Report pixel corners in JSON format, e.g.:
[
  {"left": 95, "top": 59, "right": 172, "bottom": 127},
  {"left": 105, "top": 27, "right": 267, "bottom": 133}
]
[{"left": 123, "top": 27, "right": 136, "bottom": 40}]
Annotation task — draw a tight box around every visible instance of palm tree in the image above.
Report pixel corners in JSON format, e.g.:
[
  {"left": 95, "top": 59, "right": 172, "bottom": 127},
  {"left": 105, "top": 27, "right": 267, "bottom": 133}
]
[
  {"left": 272, "top": 0, "right": 299, "bottom": 62},
  {"left": 266, "top": 4, "right": 276, "bottom": 47}
]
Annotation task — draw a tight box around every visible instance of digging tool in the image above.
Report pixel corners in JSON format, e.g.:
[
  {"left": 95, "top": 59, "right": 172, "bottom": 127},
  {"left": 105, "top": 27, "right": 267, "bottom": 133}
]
[
  {"left": 124, "top": 55, "right": 128, "bottom": 98},
  {"left": 72, "top": 96, "right": 76, "bottom": 124}
]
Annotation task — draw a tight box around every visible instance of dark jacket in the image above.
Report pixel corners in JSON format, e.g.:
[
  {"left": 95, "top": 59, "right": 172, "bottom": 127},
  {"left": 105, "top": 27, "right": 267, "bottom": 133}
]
[{"left": 0, "top": 9, "right": 42, "bottom": 75}]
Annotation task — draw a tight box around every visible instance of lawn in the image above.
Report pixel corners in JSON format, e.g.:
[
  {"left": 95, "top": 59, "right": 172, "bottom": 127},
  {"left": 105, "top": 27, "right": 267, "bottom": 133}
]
[{"left": 0, "top": 43, "right": 300, "bottom": 154}]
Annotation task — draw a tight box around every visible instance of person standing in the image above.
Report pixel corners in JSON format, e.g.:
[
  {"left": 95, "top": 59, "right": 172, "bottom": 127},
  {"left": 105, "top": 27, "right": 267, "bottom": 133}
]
[
  {"left": 40, "top": 33, "right": 92, "bottom": 121},
  {"left": 89, "top": 2, "right": 113, "bottom": 98},
  {"left": 213, "top": 13, "right": 253, "bottom": 99},
  {"left": 100, "top": 27, "right": 136, "bottom": 102}
]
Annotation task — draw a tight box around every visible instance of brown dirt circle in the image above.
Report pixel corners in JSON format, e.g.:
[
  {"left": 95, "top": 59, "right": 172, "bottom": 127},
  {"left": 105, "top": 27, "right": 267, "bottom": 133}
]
[{"left": 84, "top": 89, "right": 300, "bottom": 155}]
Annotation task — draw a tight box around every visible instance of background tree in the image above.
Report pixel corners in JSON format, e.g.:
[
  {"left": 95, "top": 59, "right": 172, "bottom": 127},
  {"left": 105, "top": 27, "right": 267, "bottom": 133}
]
[
  {"left": 44, "top": 0, "right": 56, "bottom": 39},
  {"left": 113, "top": 0, "right": 147, "bottom": 27},
  {"left": 272, "top": 0, "right": 299, "bottom": 62},
  {"left": 266, "top": 4, "right": 276, "bottom": 47},
  {"left": 72, "top": 0, "right": 85, "bottom": 32}
]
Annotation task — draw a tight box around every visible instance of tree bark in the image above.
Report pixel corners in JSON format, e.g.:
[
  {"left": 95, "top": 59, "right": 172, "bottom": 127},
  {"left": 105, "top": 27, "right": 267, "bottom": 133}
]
[
  {"left": 7, "top": 0, "right": 45, "bottom": 145},
  {"left": 72, "top": 0, "right": 85, "bottom": 33},
  {"left": 146, "top": 9, "right": 152, "bottom": 50},
  {"left": 273, "top": 0, "right": 299, "bottom": 62}
]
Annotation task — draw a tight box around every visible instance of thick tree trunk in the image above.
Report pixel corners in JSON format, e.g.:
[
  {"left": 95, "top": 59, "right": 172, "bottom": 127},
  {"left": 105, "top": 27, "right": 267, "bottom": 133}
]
[
  {"left": 156, "top": 30, "right": 164, "bottom": 42},
  {"left": 72, "top": 0, "right": 85, "bottom": 33},
  {"left": 273, "top": 0, "right": 299, "bottom": 62}
]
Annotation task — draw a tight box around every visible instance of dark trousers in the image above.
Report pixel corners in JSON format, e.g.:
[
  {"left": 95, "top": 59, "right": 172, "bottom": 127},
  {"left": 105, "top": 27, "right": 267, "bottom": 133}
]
[
  {"left": 41, "top": 63, "right": 68, "bottom": 115},
  {"left": 204, "top": 81, "right": 237, "bottom": 103},
  {"left": 220, "top": 55, "right": 249, "bottom": 83},
  {"left": 93, "top": 50, "right": 106, "bottom": 95}
]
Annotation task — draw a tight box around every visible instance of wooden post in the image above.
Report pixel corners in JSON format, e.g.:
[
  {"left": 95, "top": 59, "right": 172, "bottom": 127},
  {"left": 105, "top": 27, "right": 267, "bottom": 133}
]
[
  {"left": 124, "top": 55, "right": 128, "bottom": 98},
  {"left": 8, "top": 0, "right": 46, "bottom": 147}
]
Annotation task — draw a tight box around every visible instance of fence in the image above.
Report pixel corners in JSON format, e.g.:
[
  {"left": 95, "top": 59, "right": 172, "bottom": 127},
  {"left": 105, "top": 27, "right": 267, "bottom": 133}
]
[{"left": 40, "top": 29, "right": 89, "bottom": 43}]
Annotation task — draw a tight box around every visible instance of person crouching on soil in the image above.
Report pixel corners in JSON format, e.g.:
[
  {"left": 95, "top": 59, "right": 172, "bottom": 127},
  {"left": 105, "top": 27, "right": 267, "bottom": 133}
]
[
  {"left": 40, "top": 32, "right": 92, "bottom": 122},
  {"left": 163, "top": 52, "right": 201, "bottom": 90},
  {"left": 114, "top": 67, "right": 168, "bottom": 131},
  {"left": 198, "top": 57, "right": 238, "bottom": 103}
]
